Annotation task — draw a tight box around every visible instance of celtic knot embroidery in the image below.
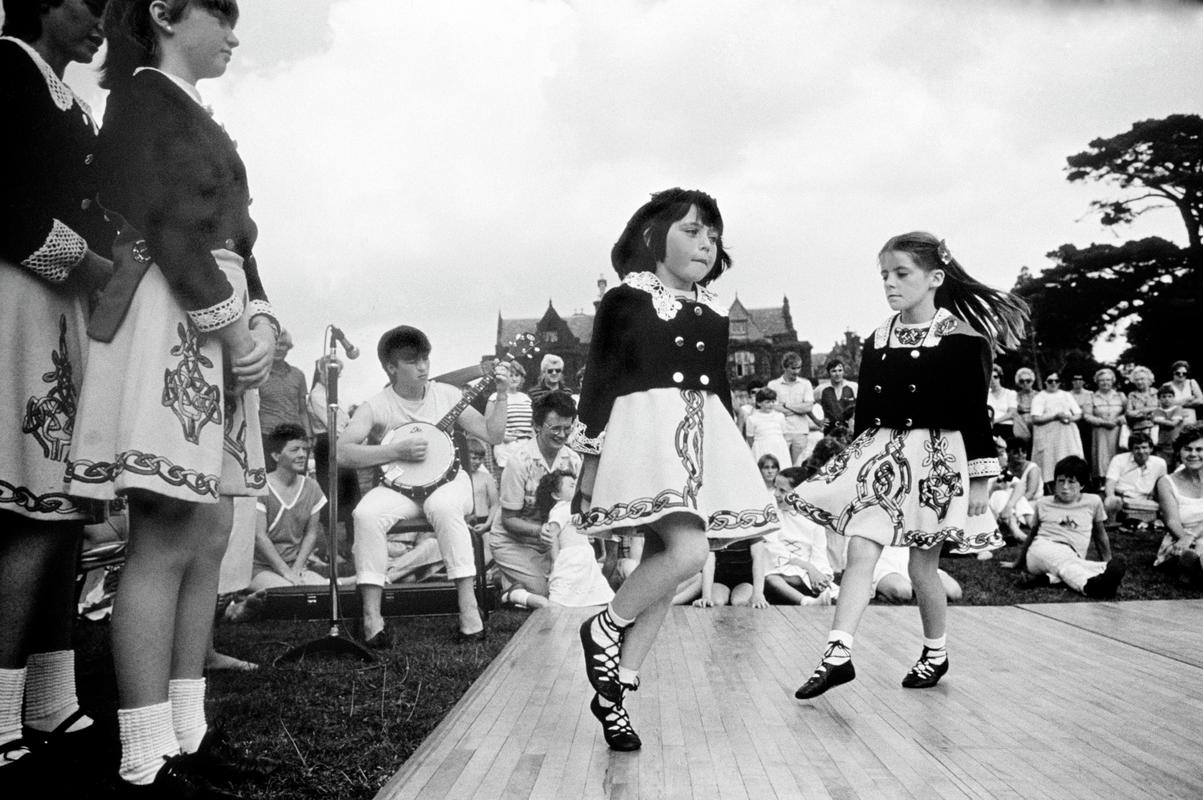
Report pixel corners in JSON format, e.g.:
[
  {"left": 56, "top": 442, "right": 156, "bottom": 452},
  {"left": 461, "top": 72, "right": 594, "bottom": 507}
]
[
  {"left": 0, "top": 478, "right": 81, "bottom": 515},
  {"left": 22, "top": 315, "right": 77, "bottom": 462},
  {"left": 917, "top": 431, "right": 962, "bottom": 521},
  {"left": 162, "top": 322, "right": 222, "bottom": 445},
  {"left": 675, "top": 390, "right": 705, "bottom": 505},
  {"left": 66, "top": 451, "right": 220, "bottom": 498},
  {"left": 222, "top": 396, "right": 265, "bottom": 490}
]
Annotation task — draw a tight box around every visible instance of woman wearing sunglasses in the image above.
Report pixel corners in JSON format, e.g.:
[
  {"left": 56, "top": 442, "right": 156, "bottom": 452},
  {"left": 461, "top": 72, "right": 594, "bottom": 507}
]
[{"left": 1030, "top": 372, "right": 1084, "bottom": 489}]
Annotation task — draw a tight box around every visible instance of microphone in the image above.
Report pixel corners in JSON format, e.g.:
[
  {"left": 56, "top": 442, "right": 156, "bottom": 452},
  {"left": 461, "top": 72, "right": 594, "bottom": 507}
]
[{"left": 330, "top": 326, "right": 360, "bottom": 359}]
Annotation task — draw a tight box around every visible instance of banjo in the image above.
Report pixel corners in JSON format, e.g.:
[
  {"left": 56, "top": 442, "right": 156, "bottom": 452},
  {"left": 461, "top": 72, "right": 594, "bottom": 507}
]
[{"left": 379, "top": 334, "right": 536, "bottom": 501}]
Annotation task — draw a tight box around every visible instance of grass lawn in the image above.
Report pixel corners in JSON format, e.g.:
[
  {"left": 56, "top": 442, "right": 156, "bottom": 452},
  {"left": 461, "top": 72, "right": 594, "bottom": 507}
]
[{"left": 73, "top": 524, "right": 1200, "bottom": 799}]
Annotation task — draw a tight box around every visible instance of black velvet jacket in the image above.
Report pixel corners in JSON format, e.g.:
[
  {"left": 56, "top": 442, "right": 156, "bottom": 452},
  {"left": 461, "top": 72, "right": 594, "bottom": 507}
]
[
  {"left": 95, "top": 69, "right": 269, "bottom": 324},
  {"left": 572, "top": 272, "right": 733, "bottom": 454},
  {"left": 854, "top": 310, "right": 998, "bottom": 478},
  {"left": 0, "top": 38, "right": 114, "bottom": 271}
]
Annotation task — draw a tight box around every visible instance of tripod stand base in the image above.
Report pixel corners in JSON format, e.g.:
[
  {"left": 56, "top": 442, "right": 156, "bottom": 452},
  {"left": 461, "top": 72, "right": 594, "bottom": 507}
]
[{"left": 274, "top": 623, "right": 376, "bottom": 665}]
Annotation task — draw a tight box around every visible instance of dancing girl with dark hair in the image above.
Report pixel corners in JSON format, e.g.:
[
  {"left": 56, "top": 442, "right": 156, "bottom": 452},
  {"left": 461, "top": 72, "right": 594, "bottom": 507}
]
[{"left": 570, "top": 188, "right": 778, "bottom": 750}]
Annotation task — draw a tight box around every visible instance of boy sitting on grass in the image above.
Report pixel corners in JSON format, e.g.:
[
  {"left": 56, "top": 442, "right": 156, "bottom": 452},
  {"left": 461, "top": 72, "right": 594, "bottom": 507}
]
[{"left": 1007, "top": 455, "right": 1125, "bottom": 598}]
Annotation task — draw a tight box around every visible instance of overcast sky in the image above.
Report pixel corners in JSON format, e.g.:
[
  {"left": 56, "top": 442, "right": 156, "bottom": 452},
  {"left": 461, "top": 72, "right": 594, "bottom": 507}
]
[{"left": 43, "top": 0, "right": 1203, "bottom": 403}]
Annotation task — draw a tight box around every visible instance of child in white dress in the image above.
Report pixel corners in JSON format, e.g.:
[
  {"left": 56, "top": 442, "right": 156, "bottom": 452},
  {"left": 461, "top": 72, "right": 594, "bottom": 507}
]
[
  {"left": 542, "top": 471, "right": 614, "bottom": 608},
  {"left": 745, "top": 388, "right": 792, "bottom": 469}
]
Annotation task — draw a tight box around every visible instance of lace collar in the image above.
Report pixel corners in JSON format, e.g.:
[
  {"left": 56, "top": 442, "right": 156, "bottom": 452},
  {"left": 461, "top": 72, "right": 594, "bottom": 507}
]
[
  {"left": 2, "top": 36, "right": 93, "bottom": 121},
  {"left": 622, "top": 271, "right": 726, "bottom": 322},
  {"left": 873, "top": 307, "right": 958, "bottom": 350}
]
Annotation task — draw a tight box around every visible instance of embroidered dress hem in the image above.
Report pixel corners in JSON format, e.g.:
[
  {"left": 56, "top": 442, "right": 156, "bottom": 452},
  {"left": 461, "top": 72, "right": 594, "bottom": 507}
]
[
  {"left": 785, "top": 425, "right": 1000, "bottom": 553},
  {"left": 576, "top": 388, "right": 778, "bottom": 547},
  {"left": 66, "top": 252, "right": 265, "bottom": 504}
]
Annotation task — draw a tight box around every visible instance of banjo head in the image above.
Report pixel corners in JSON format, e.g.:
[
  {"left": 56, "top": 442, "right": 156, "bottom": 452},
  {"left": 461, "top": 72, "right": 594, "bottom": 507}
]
[{"left": 380, "top": 422, "right": 459, "bottom": 491}]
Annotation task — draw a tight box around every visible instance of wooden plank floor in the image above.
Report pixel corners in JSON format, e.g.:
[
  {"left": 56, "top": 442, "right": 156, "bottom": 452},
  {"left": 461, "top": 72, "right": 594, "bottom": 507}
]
[{"left": 376, "top": 602, "right": 1203, "bottom": 800}]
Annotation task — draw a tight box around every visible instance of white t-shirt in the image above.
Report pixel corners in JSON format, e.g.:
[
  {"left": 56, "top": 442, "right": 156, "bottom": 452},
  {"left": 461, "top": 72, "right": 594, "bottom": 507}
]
[
  {"left": 767, "top": 376, "right": 815, "bottom": 435},
  {"left": 1105, "top": 453, "right": 1168, "bottom": 499}
]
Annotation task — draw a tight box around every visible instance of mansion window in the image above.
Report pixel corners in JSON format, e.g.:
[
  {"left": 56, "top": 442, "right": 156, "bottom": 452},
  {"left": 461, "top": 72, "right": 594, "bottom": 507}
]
[{"left": 732, "top": 350, "right": 755, "bottom": 377}]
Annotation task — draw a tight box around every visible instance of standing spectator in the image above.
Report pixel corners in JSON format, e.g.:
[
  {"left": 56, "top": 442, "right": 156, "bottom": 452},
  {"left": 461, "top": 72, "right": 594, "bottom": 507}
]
[
  {"left": 1030, "top": 372, "right": 1083, "bottom": 484},
  {"left": 1153, "top": 424, "right": 1203, "bottom": 581},
  {"left": 0, "top": 1, "right": 115, "bottom": 791},
  {"left": 1085, "top": 367, "right": 1126, "bottom": 483},
  {"left": 745, "top": 388, "right": 791, "bottom": 469},
  {"left": 486, "top": 359, "right": 533, "bottom": 471},
  {"left": 767, "top": 352, "right": 815, "bottom": 465},
  {"left": 1125, "top": 365, "right": 1158, "bottom": 440},
  {"left": 735, "top": 378, "right": 766, "bottom": 439},
  {"left": 527, "top": 353, "right": 571, "bottom": 404},
  {"left": 986, "top": 365, "right": 1017, "bottom": 439},
  {"left": 1013, "top": 367, "right": 1038, "bottom": 446},
  {"left": 259, "top": 328, "right": 311, "bottom": 467},
  {"left": 1068, "top": 373, "right": 1094, "bottom": 472},
  {"left": 489, "top": 392, "right": 581, "bottom": 604},
  {"left": 1167, "top": 360, "right": 1202, "bottom": 425},
  {"left": 818, "top": 359, "right": 857, "bottom": 437},
  {"left": 1102, "top": 433, "right": 1166, "bottom": 526},
  {"left": 1152, "top": 383, "right": 1186, "bottom": 465}
]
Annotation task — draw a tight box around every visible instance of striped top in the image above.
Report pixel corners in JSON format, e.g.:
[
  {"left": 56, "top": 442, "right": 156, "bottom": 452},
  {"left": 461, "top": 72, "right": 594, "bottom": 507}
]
[{"left": 491, "top": 391, "right": 533, "bottom": 440}]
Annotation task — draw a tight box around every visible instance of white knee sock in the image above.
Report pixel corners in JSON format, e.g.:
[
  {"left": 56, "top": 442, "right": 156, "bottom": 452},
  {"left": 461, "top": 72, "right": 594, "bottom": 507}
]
[
  {"left": 0, "top": 668, "right": 26, "bottom": 752},
  {"left": 118, "top": 702, "right": 178, "bottom": 786},
  {"left": 168, "top": 678, "right": 208, "bottom": 753},
  {"left": 24, "top": 650, "right": 92, "bottom": 733}
]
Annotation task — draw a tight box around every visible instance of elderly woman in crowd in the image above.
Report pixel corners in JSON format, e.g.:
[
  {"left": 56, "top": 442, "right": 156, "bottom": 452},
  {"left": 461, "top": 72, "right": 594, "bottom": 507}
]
[
  {"left": 1085, "top": 367, "right": 1126, "bottom": 482},
  {"left": 1030, "top": 371, "right": 1083, "bottom": 484},
  {"left": 1153, "top": 424, "right": 1203, "bottom": 584},
  {"left": 1125, "top": 365, "right": 1158, "bottom": 441},
  {"left": 1167, "top": 360, "right": 1202, "bottom": 425},
  {"left": 1013, "top": 367, "right": 1038, "bottom": 445}
]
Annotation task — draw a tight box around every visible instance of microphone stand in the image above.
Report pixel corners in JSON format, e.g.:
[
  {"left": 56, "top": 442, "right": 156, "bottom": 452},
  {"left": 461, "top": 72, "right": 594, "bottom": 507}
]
[{"left": 276, "top": 327, "right": 374, "bottom": 664}]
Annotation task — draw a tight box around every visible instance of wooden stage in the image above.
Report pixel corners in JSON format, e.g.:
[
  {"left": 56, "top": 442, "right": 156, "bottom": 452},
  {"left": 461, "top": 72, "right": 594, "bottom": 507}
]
[{"left": 376, "top": 601, "right": 1203, "bottom": 800}]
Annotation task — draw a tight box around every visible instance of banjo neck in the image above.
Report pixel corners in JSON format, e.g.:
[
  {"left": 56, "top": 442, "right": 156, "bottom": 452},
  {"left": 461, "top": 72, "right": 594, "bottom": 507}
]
[{"left": 433, "top": 374, "right": 497, "bottom": 434}]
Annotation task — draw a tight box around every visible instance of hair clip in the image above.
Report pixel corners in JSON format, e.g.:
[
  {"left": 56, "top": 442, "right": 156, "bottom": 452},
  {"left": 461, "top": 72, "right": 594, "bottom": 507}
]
[{"left": 936, "top": 240, "right": 952, "bottom": 266}]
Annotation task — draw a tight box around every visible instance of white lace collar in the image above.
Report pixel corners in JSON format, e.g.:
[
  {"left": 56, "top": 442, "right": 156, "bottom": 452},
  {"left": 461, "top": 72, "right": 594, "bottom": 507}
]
[
  {"left": 2, "top": 36, "right": 93, "bottom": 120},
  {"left": 873, "top": 307, "right": 958, "bottom": 349},
  {"left": 622, "top": 271, "right": 726, "bottom": 322}
]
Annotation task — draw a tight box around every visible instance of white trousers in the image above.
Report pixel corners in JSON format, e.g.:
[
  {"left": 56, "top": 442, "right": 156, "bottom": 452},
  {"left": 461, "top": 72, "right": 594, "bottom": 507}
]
[
  {"left": 352, "top": 471, "right": 475, "bottom": 585},
  {"left": 1025, "top": 538, "right": 1106, "bottom": 593}
]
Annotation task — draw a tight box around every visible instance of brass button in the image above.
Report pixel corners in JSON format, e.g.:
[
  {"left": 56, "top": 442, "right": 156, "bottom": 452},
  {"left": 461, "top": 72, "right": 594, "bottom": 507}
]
[
  {"left": 674, "top": 336, "right": 684, "bottom": 347},
  {"left": 696, "top": 342, "right": 705, "bottom": 352},
  {"left": 672, "top": 372, "right": 684, "bottom": 383},
  {"left": 873, "top": 417, "right": 882, "bottom": 426},
  {"left": 904, "top": 418, "right": 913, "bottom": 427},
  {"left": 224, "top": 238, "right": 236, "bottom": 249},
  {"left": 874, "top": 385, "right": 882, "bottom": 394},
  {"left": 908, "top": 384, "right": 916, "bottom": 393},
  {"left": 84, "top": 153, "right": 94, "bottom": 165},
  {"left": 80, "top": 198, "right": 91, "bottom": 210},
  {"left": 700, "top": 375, "right": 710, "bottom": 386},
  {"left": 693, "top": 307, "right": 703, "bottom": 316},
  {"left": 910, "top": 350, "right": 920, "bottom": 359}
]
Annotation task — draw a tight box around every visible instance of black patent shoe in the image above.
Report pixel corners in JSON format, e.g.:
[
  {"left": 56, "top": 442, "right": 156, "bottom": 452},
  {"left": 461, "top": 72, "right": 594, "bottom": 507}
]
[
  {"left": 794, "top": 658, "right": 856, "bottom": 699},
  {"left": 0, "top": 739, "right": 38, "bottom": 796},
  {"left": 176, "top": 726, "right": 278, "bottom": 786},
  {"left": 901, "top": 647, "right": 949, "bottom": 689},
  {"left": 113, "top": 755, "right": 244, "bottom": 799},
  {"left": 579, "top": 612, "right": 624, "bottom": 701},
  {"left": 589, "top": 693, "right": 642, "bottom": 752}
]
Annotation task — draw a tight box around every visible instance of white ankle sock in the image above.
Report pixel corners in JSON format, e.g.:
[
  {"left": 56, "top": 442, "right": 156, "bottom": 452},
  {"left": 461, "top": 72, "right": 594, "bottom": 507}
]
[
  {"left": 617, "top": 667, "right": 639, "bottom": 686},
  {"left": 923, "top": 635, "right": 948, "bottom": 663},
  {"left": 118, "top": 702, "right": 178, "bottom": 786},
  {"left": 24, "top": 650, "right": 92, "bottom": 733},
  {"left": 506, "top": 587, "right": 532, "bottom": 608},
  {"left": 824, "top": 631, "right": 854, "bottom": 665},
  {"left": 606, "top": 605, "right": 634, "bottom": 629},
  {"left": 0, "top": 668, "right": 26, "bottom": 752},
  {"left": 168, "top": 678, "right": 208, "bottom": 753}
]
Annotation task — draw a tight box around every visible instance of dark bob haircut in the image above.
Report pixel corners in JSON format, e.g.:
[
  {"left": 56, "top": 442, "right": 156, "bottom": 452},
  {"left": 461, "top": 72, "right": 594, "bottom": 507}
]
[
  {"left": 376, "top": 325, "right": 431, "bottom": 371},
  {"left": 532, "top": 390, "right": 577, "bottom": 428},
  {"left": 2, "top": 0, "right": 79, "bottom": 41},
  {"left": 1052, "top": 455, "right": 1091, "bottom": 485},
  {"left": 610, "top": 188, "right": 731, "bottom": 286},
  {"left": 266, "top": 423, "right": 308, "bottom": 458},
  {"left": 101, "top": 0, "right": 239, "bottom": 90},
  {"left": 534, "top": 469, "right": 576, "bottom": 522}
]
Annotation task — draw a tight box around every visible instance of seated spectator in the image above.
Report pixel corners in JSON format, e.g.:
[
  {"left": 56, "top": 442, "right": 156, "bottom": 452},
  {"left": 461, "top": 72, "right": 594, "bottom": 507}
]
[
  {"left": 490, "top": 392, "right": 581, "bottom": 604},
  {"left": 1011, "top": 456, "right": 1125, "bottom": 598},
  {"left": 542, "top": 470, "right": 614, "bottom": 608},
  {"left": 757, "top": 453, "right": 781, "bottom": 490},
  {"left": 799, "top": 435, "right": 852, "bottom": 572},
  {"left": 872, "top": 545, "right": 962, "bottom": 603},
  {"left": 1152, "top": 383, "right": 1186, "bottom": 466},
  {"left": 764, "top": 467, "right": 836, "bottom": 605},
  {"left": 1102, "top": 432, "right": 1167, "bottom": 527},
  {"left": 674, "top": 537, "right": 769, "bottom": 608},
  {"left": 988, "top": 437, "right": 1042, "bottom": 543},
  {"left": 1152, "top": 424, "right": 1203, "bottom": 582},
  {"left": 250, "top": 425, "right": 329, "bottom": 591}
]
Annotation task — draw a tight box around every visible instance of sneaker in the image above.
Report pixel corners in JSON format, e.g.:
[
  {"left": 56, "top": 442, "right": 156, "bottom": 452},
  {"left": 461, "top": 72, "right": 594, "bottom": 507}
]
[
  {"left": 1083, "top": 559, "right": 1126, "bottom": 599},
  {"left": 901, "top": 647, "right": 949, "bottom": 688}
]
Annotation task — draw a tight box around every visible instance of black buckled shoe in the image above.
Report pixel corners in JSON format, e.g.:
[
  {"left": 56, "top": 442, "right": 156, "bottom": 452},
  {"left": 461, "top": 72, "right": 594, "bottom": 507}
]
[
  {"left": 795, "top": 642, "right": 856, "bottom": 699},
  {"left": 589, "top": 693, "right": 642, "bottom": 752},
  {"left": 579, "top": 612, "right": 625, "bottom": 702},
  {"left": 113, "top": 754, "right": 244, "bottom": 799},
  {"left": 176, "top": 726, "right": 278, "bottom": 787},
  {"left": 901, "top": 647, "right": 949, "bottom": 689}
]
